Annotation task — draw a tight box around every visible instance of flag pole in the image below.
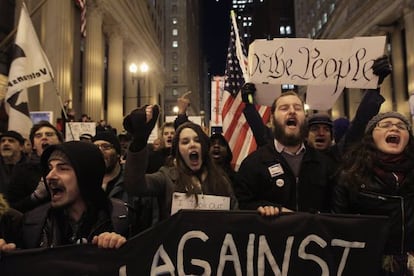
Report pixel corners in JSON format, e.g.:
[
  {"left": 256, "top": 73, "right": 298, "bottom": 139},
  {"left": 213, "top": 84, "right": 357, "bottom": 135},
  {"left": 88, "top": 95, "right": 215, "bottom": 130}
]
[
  {"left": 49, "top": 74, "right": 76, "bottom": 141},
  {"left": 230, "top": 10, "right": 250, "bottom": 82}
]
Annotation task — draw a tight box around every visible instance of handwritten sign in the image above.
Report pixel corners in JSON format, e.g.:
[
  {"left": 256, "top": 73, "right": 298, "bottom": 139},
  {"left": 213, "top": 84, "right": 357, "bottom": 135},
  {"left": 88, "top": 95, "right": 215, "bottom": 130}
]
[
  {"left": 171, "top": 192, "right": 230, "bottom": 215},
  {"left": 248, "top": 37, "right": 386, "bottom": 109},
  {"left": 65, "top": 122, "right": 96, "bottom": 141}
]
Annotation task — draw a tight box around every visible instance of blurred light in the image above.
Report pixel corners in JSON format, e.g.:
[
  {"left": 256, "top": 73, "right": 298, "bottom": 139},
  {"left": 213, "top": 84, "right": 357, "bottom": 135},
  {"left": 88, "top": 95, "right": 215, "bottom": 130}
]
[
  {"left": 173, "top": 106, "right": 179, "bottom": 113},
  {"left": 129, "top": 63, "right": 137, "bottom": 73},
  {"left": 304, "top": 104, "right": 310, "bottom": 111},
  {"left": 140, "top": 62, "right": 149, "bottom": 73}
]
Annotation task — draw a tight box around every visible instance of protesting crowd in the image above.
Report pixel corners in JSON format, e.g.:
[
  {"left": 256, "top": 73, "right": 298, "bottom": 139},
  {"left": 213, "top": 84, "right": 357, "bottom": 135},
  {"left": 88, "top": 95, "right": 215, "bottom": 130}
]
[{"left": 0, "top": 54, "right": 413, "bottom": 275}]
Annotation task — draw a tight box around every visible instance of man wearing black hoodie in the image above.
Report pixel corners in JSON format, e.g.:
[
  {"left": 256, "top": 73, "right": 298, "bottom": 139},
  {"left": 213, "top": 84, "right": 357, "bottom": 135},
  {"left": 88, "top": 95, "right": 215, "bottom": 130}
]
[{"left": 0, "top": 141, "right": 129, "bottom": 250}]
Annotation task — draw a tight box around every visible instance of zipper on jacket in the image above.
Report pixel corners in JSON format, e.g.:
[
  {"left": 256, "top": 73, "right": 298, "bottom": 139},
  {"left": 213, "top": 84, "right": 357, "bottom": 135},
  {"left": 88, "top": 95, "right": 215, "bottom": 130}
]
[{"left": 361, "top": 191, "right": 405, "bottom": 254}]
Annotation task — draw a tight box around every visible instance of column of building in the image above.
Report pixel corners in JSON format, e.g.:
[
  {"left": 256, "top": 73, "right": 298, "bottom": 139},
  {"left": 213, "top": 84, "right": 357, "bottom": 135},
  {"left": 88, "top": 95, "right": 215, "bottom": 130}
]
[
  {"left": 40, "top": 0, "right": 75, "bottom": 123},
  {"left": 404, "top": 8, "right": 414, "bottom": 96},
  {"left": 83, "top": 3, "right": 104, "bottom": 123},
  {"left": 106, "top": 27, "right": 124, "bottom": 132},
  {"left": 390, "top": 25, "right": 408, "bottom": 115}
]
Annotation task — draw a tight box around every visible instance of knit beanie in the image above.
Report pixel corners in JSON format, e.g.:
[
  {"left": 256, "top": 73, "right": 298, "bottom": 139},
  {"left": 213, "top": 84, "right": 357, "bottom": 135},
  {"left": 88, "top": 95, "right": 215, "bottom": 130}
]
[
  {"left": 365, "top": 112, "right": 411, "bottom": 133},
  {"left": 92, "top": 131, "right": 121, "bottom": 154}
]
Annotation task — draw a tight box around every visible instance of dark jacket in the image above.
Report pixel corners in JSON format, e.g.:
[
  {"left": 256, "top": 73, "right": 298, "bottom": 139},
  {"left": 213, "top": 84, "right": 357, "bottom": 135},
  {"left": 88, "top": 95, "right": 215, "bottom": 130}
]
[
  {"left": 0, "top": 207, "right": 23, "bottom": 245},
  {"left": 7, "top": 155, "right": 48, "bottom": 212},
  {"left": 21, "top": 198, "right": 129, "bottom": 249},
  {"left": 125, "top": 147, "right": 239, "bottom": 221},
  {"left": 235, "top": 142, "right": 336, "bottom": 212},
  {"left": 333, "top": 173, "right": 414, "bottom": 255},
  {"left": 0, "top": 155, "right": 27, "bottom": 195}
]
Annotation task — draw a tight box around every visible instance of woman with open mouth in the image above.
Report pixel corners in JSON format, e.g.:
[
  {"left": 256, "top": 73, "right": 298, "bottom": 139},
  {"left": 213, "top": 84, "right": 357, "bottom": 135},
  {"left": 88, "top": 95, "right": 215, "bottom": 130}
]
[
  {"left": 123, "top": 105, "right": 238, "bottom": 223},
  {"left": 333, "top": 111, "right": 414, "bottom": 275}
]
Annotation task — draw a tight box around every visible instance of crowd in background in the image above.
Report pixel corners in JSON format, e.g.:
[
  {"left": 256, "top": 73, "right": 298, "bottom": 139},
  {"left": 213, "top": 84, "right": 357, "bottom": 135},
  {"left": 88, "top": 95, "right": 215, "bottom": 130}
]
[{"left": 1, "top": 55, "right": 414, "bottom": 275}]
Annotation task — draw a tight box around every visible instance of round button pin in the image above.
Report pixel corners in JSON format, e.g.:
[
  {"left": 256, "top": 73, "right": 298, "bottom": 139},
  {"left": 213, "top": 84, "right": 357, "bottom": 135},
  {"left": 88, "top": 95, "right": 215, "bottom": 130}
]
[{"left": 276, "top": 179, "right": 284, "bottom": 187}]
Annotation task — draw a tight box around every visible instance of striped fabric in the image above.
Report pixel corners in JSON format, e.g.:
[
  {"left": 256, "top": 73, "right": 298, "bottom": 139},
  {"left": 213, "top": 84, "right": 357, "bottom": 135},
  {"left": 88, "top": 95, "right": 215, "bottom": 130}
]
[
  {"left": 222, "top": 11, "right": 271, "bottom": 171},
  {"left": 75, "top": 0, "right": 86, "bottom": 37}
]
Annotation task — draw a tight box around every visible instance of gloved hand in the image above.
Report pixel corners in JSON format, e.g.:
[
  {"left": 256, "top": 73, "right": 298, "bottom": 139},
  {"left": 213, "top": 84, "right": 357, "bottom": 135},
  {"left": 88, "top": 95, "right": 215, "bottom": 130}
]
[
  {"left": 123, "top": 105, "right": 159, "bottom": 151},
  {"left": 31, "top": 179, "right": 49, "bottom": 201},
  {"left": 241, "top": 83, "right": 256, "bottom": 104},
  {"left": 372, "top": 55, "right": 392, "bottom": 85}
]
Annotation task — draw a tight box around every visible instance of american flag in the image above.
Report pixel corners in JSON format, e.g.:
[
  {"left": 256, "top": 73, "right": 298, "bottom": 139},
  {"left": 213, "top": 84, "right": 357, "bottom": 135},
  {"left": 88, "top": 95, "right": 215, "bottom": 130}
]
[
  {"left": 222, "top": 11, "right": 271, "bottom": 171},
  {"left": 75, "top": 0, "right": 86, "bottom": 37}
]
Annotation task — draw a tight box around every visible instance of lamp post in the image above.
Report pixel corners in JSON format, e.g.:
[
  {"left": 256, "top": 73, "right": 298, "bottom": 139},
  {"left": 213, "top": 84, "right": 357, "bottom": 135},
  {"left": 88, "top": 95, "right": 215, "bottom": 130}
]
[{"left": 129, "top": 62, "right": 149, "bottom": 107}]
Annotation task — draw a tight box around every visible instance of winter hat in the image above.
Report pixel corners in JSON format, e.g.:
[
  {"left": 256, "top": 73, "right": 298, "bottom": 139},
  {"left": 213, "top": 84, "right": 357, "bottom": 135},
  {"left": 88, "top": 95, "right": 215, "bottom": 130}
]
[
  {"left": 365, "top": 112, "right": 411, "bottom": 133},
  {"left": 92, "top": 131, "right": 121, "bottom": 154},
  {"left": 307, "top": 113, "right": 333, "bottom": 128},
  {"left": 0, "top": 130, "right": 25, "bottom": 145}
]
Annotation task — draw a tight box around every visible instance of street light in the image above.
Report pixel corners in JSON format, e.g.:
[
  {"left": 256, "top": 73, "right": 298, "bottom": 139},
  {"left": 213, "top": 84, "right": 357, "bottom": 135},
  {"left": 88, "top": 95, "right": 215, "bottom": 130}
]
[{"left": 129, "top": 62, "right": 149, "bottom": 107}]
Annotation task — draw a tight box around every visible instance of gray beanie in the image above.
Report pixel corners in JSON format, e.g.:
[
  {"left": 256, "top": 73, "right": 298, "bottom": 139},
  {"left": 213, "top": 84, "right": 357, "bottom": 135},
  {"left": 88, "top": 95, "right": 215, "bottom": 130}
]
[{"left": 365, "top": 112, "right": 411, "bottom": 133}]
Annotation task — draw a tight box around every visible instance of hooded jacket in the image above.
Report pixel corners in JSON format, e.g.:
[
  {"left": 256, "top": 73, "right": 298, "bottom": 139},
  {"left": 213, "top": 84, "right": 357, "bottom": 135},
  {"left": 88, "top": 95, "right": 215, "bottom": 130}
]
[{"left": 21, "top": 141, "right": 129, "bottom": 248}]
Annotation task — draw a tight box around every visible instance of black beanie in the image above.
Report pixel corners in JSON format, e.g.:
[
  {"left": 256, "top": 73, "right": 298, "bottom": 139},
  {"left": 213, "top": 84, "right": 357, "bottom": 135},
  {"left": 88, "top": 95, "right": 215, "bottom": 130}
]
[
  {"left": 92, "top": 131, "right": 121, "bottom": 154},
  {"left": 0, "top": 130, "right": 25, "bottom": 145}
]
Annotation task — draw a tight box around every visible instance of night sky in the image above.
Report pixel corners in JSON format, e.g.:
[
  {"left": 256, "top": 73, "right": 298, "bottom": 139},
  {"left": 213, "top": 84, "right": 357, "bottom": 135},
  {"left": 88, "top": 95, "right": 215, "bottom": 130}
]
[{"left": 201, "top": 0, "right": 232, "bottom": 76}]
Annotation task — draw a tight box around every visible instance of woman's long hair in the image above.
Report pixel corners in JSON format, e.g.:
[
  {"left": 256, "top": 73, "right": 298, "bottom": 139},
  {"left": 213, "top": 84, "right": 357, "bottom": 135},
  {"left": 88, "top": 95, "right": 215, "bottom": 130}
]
[
  {"left": 340, "top": 129, "right": 414, "bottom": 193},
  {"left": 169, "top": 123, "right": 234, "bottom": 200}
]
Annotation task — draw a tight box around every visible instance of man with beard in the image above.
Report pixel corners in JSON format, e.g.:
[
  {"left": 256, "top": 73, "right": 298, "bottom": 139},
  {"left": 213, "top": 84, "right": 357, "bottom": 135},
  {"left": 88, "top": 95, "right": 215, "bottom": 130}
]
[
  {"left": 0, "top": 131, "right": 26, "bottom": 194},
  {"left": 234, "top": 91, "right": 336, "bottom": 215},
  {"left": 92, "top": 131, "right": 157, "bottom": 233},
  {"left": 7, "top": 121, "right": 64, "bottom": 212}
]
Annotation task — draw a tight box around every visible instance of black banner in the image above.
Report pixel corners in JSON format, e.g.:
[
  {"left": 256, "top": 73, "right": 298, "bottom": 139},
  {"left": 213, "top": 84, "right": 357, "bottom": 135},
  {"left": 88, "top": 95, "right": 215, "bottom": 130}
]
[{"left": 0, "top": 211, "right": 389, "bottom": 276}]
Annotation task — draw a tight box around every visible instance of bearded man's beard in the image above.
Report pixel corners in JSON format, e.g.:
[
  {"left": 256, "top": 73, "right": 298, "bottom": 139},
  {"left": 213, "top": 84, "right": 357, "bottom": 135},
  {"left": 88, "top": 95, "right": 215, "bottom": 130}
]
[{"left": 272, "top": 118, "right": 307, "bottom": 147}]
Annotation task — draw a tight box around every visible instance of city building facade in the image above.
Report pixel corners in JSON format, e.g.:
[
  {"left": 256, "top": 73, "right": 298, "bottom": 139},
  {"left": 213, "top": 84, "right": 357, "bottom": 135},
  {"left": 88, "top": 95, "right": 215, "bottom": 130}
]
[{"left": 1, "top": 0, "right": 165, "bottom": 133}]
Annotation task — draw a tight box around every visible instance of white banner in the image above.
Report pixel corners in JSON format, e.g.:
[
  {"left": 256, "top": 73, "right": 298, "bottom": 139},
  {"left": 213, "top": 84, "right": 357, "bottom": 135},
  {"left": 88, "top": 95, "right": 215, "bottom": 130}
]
[{"left": 248, "top": 37, "right": 386, "bottom": 109}]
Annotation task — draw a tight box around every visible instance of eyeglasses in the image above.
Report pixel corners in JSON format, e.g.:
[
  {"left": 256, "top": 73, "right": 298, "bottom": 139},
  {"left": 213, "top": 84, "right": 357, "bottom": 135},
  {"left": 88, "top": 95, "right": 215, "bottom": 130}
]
[
  {"left": 376, "top": 121, "right": 410, "bottom": 131},
  {"left": 95, "top": 143, "right": 113, "bottom": 151}
]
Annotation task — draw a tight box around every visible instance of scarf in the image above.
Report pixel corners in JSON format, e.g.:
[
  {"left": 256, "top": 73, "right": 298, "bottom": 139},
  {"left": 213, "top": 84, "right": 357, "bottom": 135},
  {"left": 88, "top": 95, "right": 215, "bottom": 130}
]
[{"left": 373, "top": 152, "right": 414, "bottom": 188}]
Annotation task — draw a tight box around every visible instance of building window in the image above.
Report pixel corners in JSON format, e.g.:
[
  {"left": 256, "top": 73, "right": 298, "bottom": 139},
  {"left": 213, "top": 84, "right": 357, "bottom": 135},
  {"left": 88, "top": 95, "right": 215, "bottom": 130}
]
[
  {"left": 172, "top": 76, "right": 178, "bottom": 83},
  {"left": 172, "top": 89, "right": 178, "bottom": 96},
  {"left": 172, "top": 17, "right": 177, "bottom": 24},
  {"left": 172, "top": 64, "right": 178, "bottom": 72},
  {"left": 172, "top": 28, "right": 178, "bottom": 36},
  {"left": 172, "top": 5, "right": 177, "bottom": 13},
  {"left": 172, "top": 41, "right": 178, "bottom": 48},
  {"left": 322, "top": 13, "right": 328, "bottom": 24},
  {"left": 286, "top": 26, "right": 292, "bottom": 35},
  {"left": 280, "top": 26, "right": 285, "bottom": 35}
]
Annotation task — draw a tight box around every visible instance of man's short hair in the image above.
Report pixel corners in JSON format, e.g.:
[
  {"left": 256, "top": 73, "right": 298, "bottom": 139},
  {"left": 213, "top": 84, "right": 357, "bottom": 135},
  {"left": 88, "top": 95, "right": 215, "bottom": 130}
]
[{"left": 29, "top": 121, "right": 64, "bottom": 144}]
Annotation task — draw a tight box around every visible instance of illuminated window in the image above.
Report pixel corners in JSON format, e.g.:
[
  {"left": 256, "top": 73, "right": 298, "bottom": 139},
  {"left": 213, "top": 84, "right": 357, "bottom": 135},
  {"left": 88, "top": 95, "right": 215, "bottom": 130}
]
[
  {"left": 286, "top": 26, "right": 292, "bottom": 34},
  {"left": 172, "top": 89, "right": 178, "bottom": 96},
  {"left": 280, "top": 26, "right": 286, "bottom": 35},
  {"left": 172, "top": 17, "right": 177, "bottom": 24},
  {"left": 172, "top": 41, "right": 178, "bottom": 48},
  {"left": 172, "top": 64, "right": 178, "bottom": 72},
  {"left": 172, "top": 28, "right": 178, "bottom": 36}
]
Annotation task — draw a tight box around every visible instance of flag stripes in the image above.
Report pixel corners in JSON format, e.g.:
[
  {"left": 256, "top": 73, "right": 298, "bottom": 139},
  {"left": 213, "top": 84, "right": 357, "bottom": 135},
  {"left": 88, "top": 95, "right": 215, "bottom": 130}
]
[{"left": 222, "top": 11, "right": 271, "bottom": 170}]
